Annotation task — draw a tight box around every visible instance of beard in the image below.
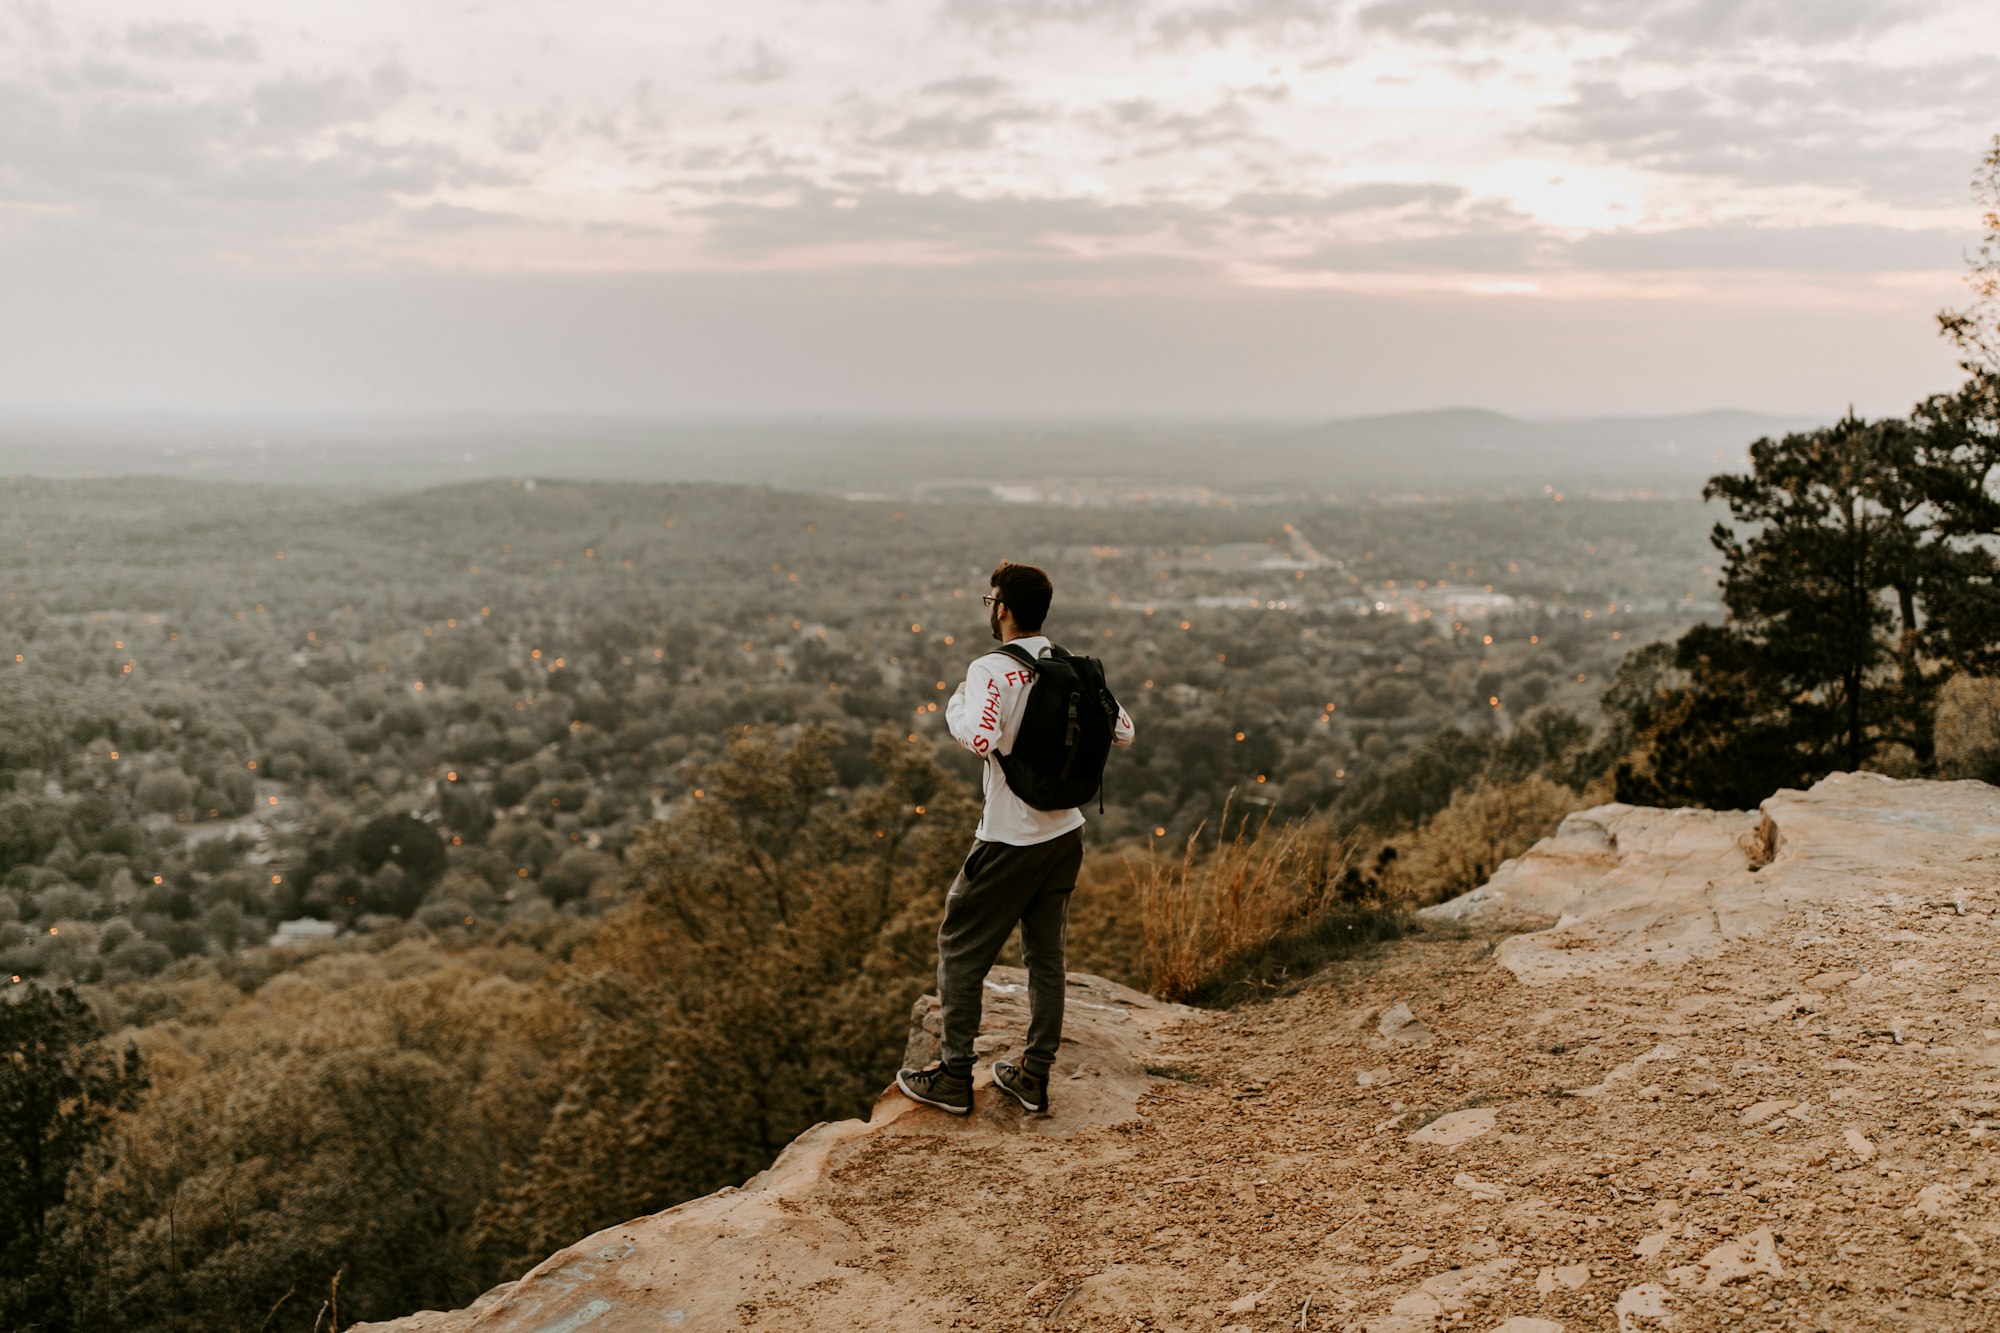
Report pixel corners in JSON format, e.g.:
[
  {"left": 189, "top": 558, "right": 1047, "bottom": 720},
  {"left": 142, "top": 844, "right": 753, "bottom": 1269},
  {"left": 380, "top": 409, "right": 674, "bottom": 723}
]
[{"left": 988, "top": 604, "right": 1003, "bottom": 641}]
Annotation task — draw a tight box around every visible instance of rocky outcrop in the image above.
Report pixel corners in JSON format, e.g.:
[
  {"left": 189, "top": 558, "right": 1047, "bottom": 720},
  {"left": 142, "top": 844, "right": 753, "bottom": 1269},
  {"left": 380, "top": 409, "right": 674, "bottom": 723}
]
[
  {"left": 351, "top": 969, "right": 1196, "bottom": 1333},
  {"left": 1420, "top": 771, "right": 2000, "bottom": 982},
  {"left": 360, "top": 775, "right": 2000, "bottom": 1332}
]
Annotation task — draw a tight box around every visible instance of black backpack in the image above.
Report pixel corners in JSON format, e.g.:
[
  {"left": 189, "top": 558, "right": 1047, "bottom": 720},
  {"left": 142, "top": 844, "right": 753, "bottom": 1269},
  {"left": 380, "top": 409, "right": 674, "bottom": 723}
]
[{"left": 991, "top": 642, "right": 1121, "bottom": 812}]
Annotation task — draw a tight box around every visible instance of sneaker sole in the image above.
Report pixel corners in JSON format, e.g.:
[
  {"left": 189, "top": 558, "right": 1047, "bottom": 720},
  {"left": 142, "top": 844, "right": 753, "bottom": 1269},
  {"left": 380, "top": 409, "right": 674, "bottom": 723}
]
[
  {"left": 994, "top": 1073, "right": 1049, "bottom": 1114},
  {"left": 895, "top": 1071, "right": 971, "bottom": 1116}
]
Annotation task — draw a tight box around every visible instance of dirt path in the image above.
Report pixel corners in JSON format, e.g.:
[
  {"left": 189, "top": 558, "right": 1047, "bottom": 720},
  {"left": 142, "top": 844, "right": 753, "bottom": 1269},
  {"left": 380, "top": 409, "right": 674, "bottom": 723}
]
[{"left": 824, "top": 895, "right": 1999, "bottom": 1332}]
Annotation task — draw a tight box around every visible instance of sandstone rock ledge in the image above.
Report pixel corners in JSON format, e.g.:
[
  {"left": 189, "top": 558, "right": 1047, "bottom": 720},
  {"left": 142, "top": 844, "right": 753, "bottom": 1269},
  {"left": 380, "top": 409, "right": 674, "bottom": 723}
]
[
  {"left": 1420, "top": 772, "right": 2000, "bottom": 982},
  {"left": 351, "top": 969, "right": 1198, "bottom": 1333}
]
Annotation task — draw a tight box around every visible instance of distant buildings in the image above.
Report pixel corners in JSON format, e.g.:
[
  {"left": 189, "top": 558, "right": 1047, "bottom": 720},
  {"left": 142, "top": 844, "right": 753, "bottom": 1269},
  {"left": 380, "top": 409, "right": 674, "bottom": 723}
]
[{"left": 268, "top": 918, "right": 338, "bottom": 947}]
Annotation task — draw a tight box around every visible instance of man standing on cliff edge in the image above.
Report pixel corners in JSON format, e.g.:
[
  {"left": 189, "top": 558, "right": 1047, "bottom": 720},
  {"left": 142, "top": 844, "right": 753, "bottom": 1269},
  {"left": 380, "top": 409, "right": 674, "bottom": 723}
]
[{"left": 895, "top": 560, "right": 1135, "bottom": 1116}]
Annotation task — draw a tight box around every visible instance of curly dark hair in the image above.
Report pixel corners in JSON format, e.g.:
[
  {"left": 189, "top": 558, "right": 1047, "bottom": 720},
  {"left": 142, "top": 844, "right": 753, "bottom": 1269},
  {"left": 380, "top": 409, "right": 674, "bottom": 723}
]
[{"left": 989, "top": 561, "right": 1053, "bottom": 632}]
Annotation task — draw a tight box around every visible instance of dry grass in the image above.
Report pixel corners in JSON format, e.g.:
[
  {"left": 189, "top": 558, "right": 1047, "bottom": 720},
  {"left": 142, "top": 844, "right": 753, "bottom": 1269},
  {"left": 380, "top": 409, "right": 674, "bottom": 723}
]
[{"left": 1135, "top": 801, "right": 1382, "bottom": 1005}]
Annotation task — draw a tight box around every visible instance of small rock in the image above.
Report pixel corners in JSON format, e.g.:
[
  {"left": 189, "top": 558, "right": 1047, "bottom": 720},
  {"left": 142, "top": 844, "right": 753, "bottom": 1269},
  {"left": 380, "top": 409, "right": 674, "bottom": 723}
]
[
  {"left": 1614, "top": 1282, "right": 1674, "bottom": 1330},
  {"left": 1225, "top": 1287, "right": 1268, "bottom": 1314},
  {"left": 1377, "top": 1002, "right": 1434, "bottom": 1045},
  {"left": 1357, "top": 1066, "right": 1394, "bottom": 1087},
  {"left": 1570, "top": 1043, "right": 1679, "bottom": 1098},
  {"left": 1911, "top": 1182, "right": 1959, "bottom": 1218},
  {"left": 1453, "top": 1172, "right": 1506, "bottom": 1201},
  {"left": 1635, "top": 1231, "right": 1673, "bottom": 1262},
  {"left": 1843, "top": 1128, "right": 1877, "bottom": 1161},
  {"left": 1389, "top": 1289, "right": 1444, "bottom": 1318},
  {"left": 1699, "top": 1227, "right": 1782, "bottom": 1289},
  {"left": 1803, "top": 970, "right": 1860, "bottom": 991},
  {"left": 1409, "top": 1107, "right": 1498, "bottom": 1147},
  {"left": 1490, "top": 1320, "right": 1564, "bottom": 1333},
  {"left": 1537, "top": 1262, "right": 1590, "bottom": 1293},
  {"left": 1740, "top": 1099, "right": 1798, "bottom": 1126},
  {"left": 1388, "top": 1247, "right": 1432, "bottom": 1273}
]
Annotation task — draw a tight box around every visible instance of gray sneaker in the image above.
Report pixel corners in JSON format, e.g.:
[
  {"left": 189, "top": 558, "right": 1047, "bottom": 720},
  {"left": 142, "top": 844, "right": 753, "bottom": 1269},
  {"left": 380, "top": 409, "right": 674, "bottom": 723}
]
[
  {"left": 993, "top": 1061, "right": 1049, "bottom": 1113},
  {"left": 895, "top": 1062, "right": 972, "bottom": 1115}
]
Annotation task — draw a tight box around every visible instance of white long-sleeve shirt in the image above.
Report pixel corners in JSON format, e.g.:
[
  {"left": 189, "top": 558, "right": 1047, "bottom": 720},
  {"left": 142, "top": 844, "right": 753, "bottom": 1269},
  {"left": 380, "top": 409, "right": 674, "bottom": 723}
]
[{"left": 945, "top": 634, "right": 1136, "bottom": 846}]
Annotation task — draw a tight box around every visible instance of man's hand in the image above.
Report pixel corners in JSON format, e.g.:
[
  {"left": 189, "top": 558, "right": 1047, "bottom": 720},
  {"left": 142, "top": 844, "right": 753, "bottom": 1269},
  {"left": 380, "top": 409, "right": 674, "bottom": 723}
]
[{"left": 953, "top": 680, "right": 967, "bottom": 698}]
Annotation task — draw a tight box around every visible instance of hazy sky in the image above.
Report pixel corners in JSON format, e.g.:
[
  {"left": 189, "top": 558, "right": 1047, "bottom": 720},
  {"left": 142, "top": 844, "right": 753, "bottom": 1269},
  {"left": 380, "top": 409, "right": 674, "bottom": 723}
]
[{"left": 1, "top": 0, "right": 1996, "bottom": 417}]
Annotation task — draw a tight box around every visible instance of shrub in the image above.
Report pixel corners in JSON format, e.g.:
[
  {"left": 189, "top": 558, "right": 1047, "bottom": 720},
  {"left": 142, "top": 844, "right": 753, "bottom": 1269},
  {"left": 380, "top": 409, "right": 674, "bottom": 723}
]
[
  {"left": 133, "top": 770, "right": 194, "bottom": 815},
  {"left": 1935, "top": 674, "right": 2000, "bottom": 780}
]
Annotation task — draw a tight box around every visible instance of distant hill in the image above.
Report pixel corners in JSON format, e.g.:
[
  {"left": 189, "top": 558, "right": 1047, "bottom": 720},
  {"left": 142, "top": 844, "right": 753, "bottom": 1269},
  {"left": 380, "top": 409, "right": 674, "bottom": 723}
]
[
  {"left": 1263, "top": 407, "right": 1826, "bottom": 494},
  {"left": 0, "top": 408, "right": 1827, "bottom": 498}
]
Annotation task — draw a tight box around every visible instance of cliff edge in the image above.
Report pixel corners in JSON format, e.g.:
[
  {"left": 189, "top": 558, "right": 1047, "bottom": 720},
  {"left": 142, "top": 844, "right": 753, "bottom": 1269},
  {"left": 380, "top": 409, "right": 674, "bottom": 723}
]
[{"left": 360, "top": 774, "right": 2000, "bottom": 1332}]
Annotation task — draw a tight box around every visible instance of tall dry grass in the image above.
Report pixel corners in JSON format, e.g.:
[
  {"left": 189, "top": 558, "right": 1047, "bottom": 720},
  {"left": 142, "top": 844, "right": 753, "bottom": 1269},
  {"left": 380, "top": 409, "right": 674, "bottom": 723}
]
[{"left": 1135, "top": 801, "right": 1380, "bottom": 1005}]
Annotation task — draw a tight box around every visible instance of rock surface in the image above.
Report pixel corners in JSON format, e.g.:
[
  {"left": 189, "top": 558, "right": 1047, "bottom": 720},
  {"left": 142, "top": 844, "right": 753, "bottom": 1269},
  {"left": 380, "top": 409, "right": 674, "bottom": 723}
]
[
  {"left": 359, "top": 775, "right": 2000, "bottom": 1331},
  {"left": 1420, "top": 772, "right": 2000, "bottom": 983},
  {"left": 351, "top": 969, "right": 1192, "bottom": 1333}
]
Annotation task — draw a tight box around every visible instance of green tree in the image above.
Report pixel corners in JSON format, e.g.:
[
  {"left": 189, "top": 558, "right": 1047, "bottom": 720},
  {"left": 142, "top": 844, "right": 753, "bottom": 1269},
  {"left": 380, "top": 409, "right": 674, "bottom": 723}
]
[
  {"left": 473, "top": 724, "right": 978, "bottom": 1271},
  {"left": 1701, "top": 413, "right": 1931, "bottom": 775},
  {"left": 1907, "top": 372, "right": 2000, "bottom": 681},
  {"left": 1610, "top": 629, "right": 1817, "bottom": 810},
  {"left": 133, "top": 771, "right": 194, "bottom": 815},
  {"left": 0, "top": 985, "right": 145, "bottom": 1330},
  {"left": 1628, "top": 405, "right": 2000, "bottom": 806}
]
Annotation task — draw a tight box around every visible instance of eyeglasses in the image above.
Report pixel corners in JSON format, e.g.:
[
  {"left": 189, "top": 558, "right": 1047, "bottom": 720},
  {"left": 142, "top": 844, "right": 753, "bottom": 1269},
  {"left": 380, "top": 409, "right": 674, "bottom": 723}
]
[{"left": 981, "top": 594, "right": 1001, "bottom": 608}]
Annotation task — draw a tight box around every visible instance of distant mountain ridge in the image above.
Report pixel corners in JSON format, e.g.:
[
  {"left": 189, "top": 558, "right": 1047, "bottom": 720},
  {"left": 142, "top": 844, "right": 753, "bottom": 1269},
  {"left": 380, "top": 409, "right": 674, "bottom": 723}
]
[
  {"left": 1267, "top": 406, "right": 1825, "bottom": 492},
  {"left": 0, "top": 408, "right": 1829, "bottom": 496}
]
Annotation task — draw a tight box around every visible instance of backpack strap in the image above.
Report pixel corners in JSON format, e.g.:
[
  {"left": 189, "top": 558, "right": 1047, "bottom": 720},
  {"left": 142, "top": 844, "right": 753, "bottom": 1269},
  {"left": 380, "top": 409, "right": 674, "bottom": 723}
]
[{"left": 993, "top": 642, "right": 1043, "bottom": 674}]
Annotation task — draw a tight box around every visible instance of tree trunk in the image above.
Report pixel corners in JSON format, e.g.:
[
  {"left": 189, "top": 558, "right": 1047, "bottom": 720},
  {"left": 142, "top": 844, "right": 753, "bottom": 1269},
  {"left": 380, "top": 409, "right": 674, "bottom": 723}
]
[{"left": 1896, "top": 581, "right": 1933, "bottom": 769}]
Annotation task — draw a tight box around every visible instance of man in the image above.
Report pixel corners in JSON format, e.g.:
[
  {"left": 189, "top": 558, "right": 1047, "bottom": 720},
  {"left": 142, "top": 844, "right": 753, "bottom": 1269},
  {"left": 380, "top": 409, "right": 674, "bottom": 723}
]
[{"left": 895, "top": 560, "right": 1135, "bottom": 1116}]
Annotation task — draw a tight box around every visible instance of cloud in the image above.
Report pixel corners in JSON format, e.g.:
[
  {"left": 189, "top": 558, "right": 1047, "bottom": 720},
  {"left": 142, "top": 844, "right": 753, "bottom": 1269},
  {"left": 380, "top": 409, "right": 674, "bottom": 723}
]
[
  {"left": 1154, "top": 0, "right": 1334, "bottom": 44},
  {"left": 869, "top": 106, "right": 1047, "bottom": 151},
  {"left": 126, "top": 21, "right": 260, "bottom": 64},
  {"left": 920, "top": 74, "right": 1015, "bottom": 98},
  {"left": 44, "top": 59, "right": 173, "bottom": 95},
  {"left": 0, "top": 56, "right": 510, "bottom": 251},
  {"left": 1358, "top": 0, "right": 1935, "bottom": 50},
  {"left": 1537, "top": 62, "right": 1999, "bottom": 206},
  {"left": 1277, "top": 228, "right": 1550, "bottom": 272},
  {"left": 689, "top": 178, "right": 1203, "bottom": 255},
  {"left": 1567, "top": 222, "right": 1965, "bottom": 271},
  {"left": 1226, "top": 182, "right": 1465, "bottom": 220},
  {"left": 723, "top": 37, "right": 790, "bottom": 84},
  {"left": 1093, "top": 96, "right": 1263, "bottom": 154},
  {"left": 937, "top": 0, "right": 1149, "bottom": 31},
  {"left": 251, "top": 64, "right": 412, "bottom": 139},
  {"left": 402, "top": 201, "right": 523, "bottom": 232},
  {"left": 1275, "top": 219, "right": 1967, "bottom": 275}
]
